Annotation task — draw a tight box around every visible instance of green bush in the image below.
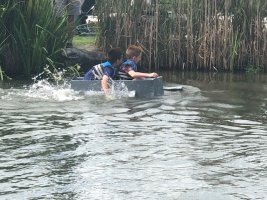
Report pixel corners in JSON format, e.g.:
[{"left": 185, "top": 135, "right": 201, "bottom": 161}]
[{"left": 0, "top": 0, "right": 68, "bottom": 77}]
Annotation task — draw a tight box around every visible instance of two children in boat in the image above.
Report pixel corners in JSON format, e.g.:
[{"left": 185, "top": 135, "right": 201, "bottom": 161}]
[{"left": 83, "top": 45, "right": 159, "bottom": 94}]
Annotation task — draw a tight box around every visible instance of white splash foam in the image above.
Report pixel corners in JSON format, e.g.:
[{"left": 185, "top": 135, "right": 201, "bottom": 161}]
[
  {"left": 109, "top": 81, "right": 135, "bottom": 98},
  {"left": 1, "top": 78, "right": 135, "bottom": 103},
  {"left": 27, "top": 80, "right": 84, "bottom": 102},
  {"left": 1, "top": 80, "right": 84, "bottom": 102}
]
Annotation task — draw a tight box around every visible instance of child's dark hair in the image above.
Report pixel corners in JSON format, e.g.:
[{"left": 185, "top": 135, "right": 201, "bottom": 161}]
[{"left": 108, "top": 47, "right": 123, "bottom": 64}]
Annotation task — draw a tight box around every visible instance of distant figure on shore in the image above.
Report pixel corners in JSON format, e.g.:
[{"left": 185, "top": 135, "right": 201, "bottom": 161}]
[
  {"left": 79, "top": 0, "right": 95, "bottom": 25},
  {"left": 54, "top": 0, "right": 84, "bottom": 48},
  {"left": 118, "top": 45, "right": 159, "bottom": 80}
]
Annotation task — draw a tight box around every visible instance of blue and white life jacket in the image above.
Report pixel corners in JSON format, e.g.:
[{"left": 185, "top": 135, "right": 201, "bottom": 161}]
[
  {"left": 118, "top": 60, "right": 137, "bottom": 80},
  {"left": 91, "top": 61, "right": 112, "bottom": 79}
]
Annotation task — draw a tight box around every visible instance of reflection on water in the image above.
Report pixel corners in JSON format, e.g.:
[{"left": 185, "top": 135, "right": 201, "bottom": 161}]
[{"left": 0, "top": 72, "right": 266, "bottom": 200}]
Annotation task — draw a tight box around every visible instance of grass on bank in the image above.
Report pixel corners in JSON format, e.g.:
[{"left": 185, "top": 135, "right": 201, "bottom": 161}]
[{"left": 73, "top": 35, "right": 97, "bottom": 49}]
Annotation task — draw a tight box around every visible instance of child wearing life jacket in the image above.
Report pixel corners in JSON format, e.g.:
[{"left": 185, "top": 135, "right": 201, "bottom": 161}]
[
  {"left": 118, "top": 45, "right": 159, "bottom": 80},
  {"left": 83, "top": 47, "right": 123, "bottom": 94}
]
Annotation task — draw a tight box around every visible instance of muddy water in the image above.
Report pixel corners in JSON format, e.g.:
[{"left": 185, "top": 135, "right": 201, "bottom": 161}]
[{"left": 0, "top": 72, "right": 266, "bottom": 200}]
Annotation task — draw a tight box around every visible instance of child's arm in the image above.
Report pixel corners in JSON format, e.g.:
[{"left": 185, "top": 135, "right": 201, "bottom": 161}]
[
  {"left": 128, "top": 70, "right": 158, "bottom": 79},
  {"left": 101, "top": 75, "right": 109, "bottom": 94}
]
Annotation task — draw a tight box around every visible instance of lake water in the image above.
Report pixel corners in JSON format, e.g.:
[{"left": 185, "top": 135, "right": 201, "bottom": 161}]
[{"left": 0, "top": 72, "right": 266, "bottom": 200}]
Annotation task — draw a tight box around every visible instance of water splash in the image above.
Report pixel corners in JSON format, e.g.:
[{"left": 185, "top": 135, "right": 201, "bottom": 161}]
[
  {"left": 27, "top": 79, "right": 84, "bottom": 102},
  {"left": 1, "top": 79, "right": 84, "bottom": 102},
  {"left": 1, "top": 63, "right": 135, "bottom": 102},
  {"left": 108, "top": 79, "right": 135, "bottom": 98},
  {"left": 83, "top": 79, "right": 136, "bottom": 100},
  {"left": 1, "top": 78, "right": 135, "bottom": 103}
]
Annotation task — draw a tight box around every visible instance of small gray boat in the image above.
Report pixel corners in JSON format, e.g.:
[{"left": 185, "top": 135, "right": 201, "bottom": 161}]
[{"left": 71, "top": 76, "right": 165, "bottom": 98}]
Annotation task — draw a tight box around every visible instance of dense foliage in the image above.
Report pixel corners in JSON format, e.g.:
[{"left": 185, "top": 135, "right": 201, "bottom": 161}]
[
  {"left": 0, "top": 0, "right": 68, "bottom": 77},
  {"left": 96, "top": 0, "right": 267, "bottom": 72}
]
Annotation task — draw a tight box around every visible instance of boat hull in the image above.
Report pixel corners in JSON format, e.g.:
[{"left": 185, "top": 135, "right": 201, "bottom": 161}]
[{"left": 71, "top": 77, "right": 164, "bottom": 98}]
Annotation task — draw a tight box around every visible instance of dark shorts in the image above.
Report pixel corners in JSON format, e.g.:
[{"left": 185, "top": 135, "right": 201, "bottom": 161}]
[{"left": 54, "top": 0, "right": 82, "bottom": 16}]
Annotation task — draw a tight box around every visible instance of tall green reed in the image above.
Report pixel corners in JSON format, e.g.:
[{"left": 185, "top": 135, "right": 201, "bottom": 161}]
[
  {"left": 96, "top": 0, "right": 267, "bottom": 72},
  {"left": 0, "top": 0, "right": 68, "bottom": 77},
  {"left": 0, "top": 2, "right": 8, "bottom": 80},
  {"left": 0, "top": 66, "right": 3, "bottom": 81}
]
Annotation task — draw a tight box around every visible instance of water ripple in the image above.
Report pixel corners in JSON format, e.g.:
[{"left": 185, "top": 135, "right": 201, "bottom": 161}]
[{"left": 0, "top": 78, "right": 266, "bottom": 200}]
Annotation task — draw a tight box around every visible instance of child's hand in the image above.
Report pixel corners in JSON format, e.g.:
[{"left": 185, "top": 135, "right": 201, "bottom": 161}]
[{"left": 149, "top": 72, "right": 159, "bottom": 78}]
